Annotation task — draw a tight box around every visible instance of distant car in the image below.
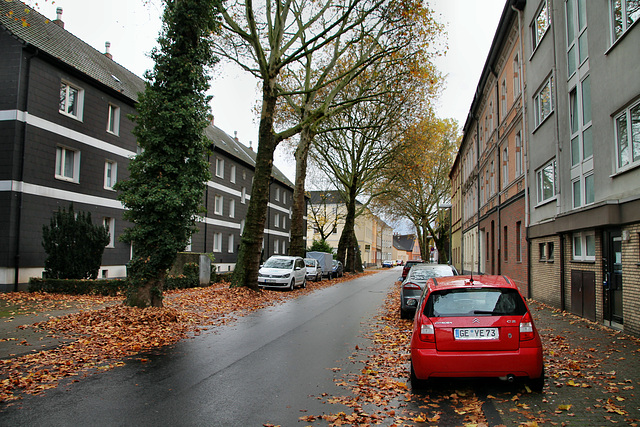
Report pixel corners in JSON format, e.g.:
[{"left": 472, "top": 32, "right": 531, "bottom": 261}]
[
  {"left": 410, "top": 275, "right": 544, "bottom": 391},
  {"left": 382, "top": 260, "right": 393, "bottom": 268},
  {"left": 401, "top": 260, "right": 424, "bottom": 280},
  {"left": 258, "top": 256, "right": 306, "bottom": 290},
  {"left": 400, "top": 264, "right": 458, "bottom": 319},
  {"left": 304, "top": 258, "right": 323, "bottom": 282},
  {"left": 331, "top": 260, "right": 344, "bottom": 278},
  {"left": 397, "top": 260, "right": 404, "bottom": 266}
]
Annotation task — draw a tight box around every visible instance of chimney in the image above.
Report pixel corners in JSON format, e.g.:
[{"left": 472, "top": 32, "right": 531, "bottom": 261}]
[
  {"left": 211, "top": 116, "right": 215, "bottom": 126},
  {"left": 249, "top": 141, "right": 253, "bottom": 151},
  {"left": 104, "top": 41, "right": 113, "bottom": 60},
  {"left": 234, "top": 131, "right": 239, "bottom": 142},
  {"left": 53, "top": 7, "right": 64, "bottom": 28}
]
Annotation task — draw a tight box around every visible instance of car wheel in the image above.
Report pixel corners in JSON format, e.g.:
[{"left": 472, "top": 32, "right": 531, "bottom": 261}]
[
  {"left": 289, "top": 278, "right": 295, "bottom": 291},
  {"left": 529, "top": 367, "right": 545, "bottom": 393},
  {"left": 400, "top": 308, "right": 411, "bottom": 320},
  {"left": 410, "top": 361, "right": 428, "bottom": 390},
  {"left": 301, "top": 277, "right": 307, "bottom": 289}
]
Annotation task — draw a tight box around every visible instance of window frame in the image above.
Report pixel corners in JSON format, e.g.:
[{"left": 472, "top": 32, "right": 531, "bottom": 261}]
[
  {"left": 230, "top": 165, "right": 236, "bottom": 183},
  {"left": 533, "top": 75, "right": 554, "bottom": 128},
  {"left": 107, "top": 104, "right": 120, "bottom": 135},
  {"left": 572, "top": 231, "right": 596, "bottom": 261},
  {"left": 614, "top": 99, "right": 640, "bottom": 172},
  {"left": 55, "top": 146, "right": 81, "bottom": 183},
  {"left": 229, "top": 199, "right": 235, "bottom": 218},
  {"left": 531, "top": 0, "right": 551, "bottom": 52},
  {"left": 214, "top": 195, "right": 223, "bottom": 216},
  {"left": 215, "top": 158, "right": 224, "bottom": 179},
  {"left": 228, "top": 234, "right": 234, "bottom": 253},
  {"left": 610, "top": 0, "right": 640, "bottom": 44},
  {"left": 213, "top": 232, "right": 222, "bottom": 252},
  {"left": 104, "top": 160, "right": 117, "bottom": 190},
  {"left": 536, "top": 159, "right": 557, "bottom": 205},
  {"left": 59, "top": 80, "right": 84, "bottom": 120},
  {"left": 104, "top": 217, "right": 115, "bottom": 248}
]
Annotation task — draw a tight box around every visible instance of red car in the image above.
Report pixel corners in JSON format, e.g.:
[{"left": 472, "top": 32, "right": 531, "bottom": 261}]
[{"left": 410, "top": 275, "right": 544, "bottom": 391}]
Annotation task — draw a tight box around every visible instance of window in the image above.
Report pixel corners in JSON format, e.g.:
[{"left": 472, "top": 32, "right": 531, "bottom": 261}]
[
  {"left": 241, "top": 187, "right": 247, "bottom": 204},
  {"left": 274, "top": 213, "right": 280, "bottom": 228},
  {"left": 229, "top": 199, "right": 235, "bottom": 218},
  {"left": 240, "top": 219, "right": 245, "bottom": 236},
  {"left": 501, "top": 80, "right": 507, "bottom": 120},
  {"left": 615, "top": 100, "right": 640, "bottom": 170},
  {"left": 515, "top": 131, "right": 523, "bottom": 177},
  {"left": 566, "top": 0, "right": 588, "bottom": 76},
  {"left": 228, "top": 234, "right": 234, "bottom": 253},
  {"left": 539, "top": 242, "right": 546, "bottom": 260},
  {"left": 214, "top": 195, "right": 223, "bottom": 215},
  {"left": 107, "top": 104, "right": 120, "bottom": 135},
  {"left": 502, "top": 147, "right": 509, "bottom": 189},
  {"left": 213, "top": 232, "right": 222, "bottom": 252},
  {"left": 104, "top": 217, "right": 115, "bottom": 248},
  {"left": 274, "top": 240, "right": 279, "bottom": 254},
  {"left": 611, "top": 0, "right": 640, "bottom": 43},
  {"left": 282, "top": 240, "right": 286, "bottom": 255},
  {"left": 504, "top": 226, "right": 508, "bottom": 261},
  {"left": 516, "top": 221, "right": 522, "bottom": 262},
  {"left": 572, "top": 179, "right": 581, "bottom": 208},
  {"left": 104, "top": 160, "right": 117, "bottom": 190},
  {"left": 547, "top": 242, "right": 554, "bottom": 260},
  {"left": 275, "top": 188, "right": 280, "bottom": 201},
  {"left": 573, "top": 231, "right": 595, "bottom": 261},
  {"left": 490, "top": 160, "right": 495, "bottom": 195},
  {"left": 215, "top": 158, "right": 224, "bottom": 178},
  {"left": 283, "top": 192, "right": 287, "bottom": 204},
  {"left": 536, "top": 160, "right": 556, "bottom": 204},
  {"left": 534, "top": 75, "right": 554, "bottom": 127},
  {"left": 230, "top": 165, "right": 236, "bottom": 183},
  {"left": 584, "top": 173, "right": 594, "bottom": 205},
  {"left": 532, "top": 0, "right": 551, "bottom": 50},
  {"left": 55, "top": 146, "right": 80, "bottom": 182},
  {"left": 513, "top": 54, "right": 521, "bottom": 99},
  {"left": 59, "top": 81, "right": 83, "bottom": 119},
  {"left": 282, "top": 215, "right": 286, "bottom": 228}
]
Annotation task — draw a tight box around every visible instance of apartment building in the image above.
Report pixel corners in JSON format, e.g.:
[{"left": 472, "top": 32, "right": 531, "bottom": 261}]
[
  {"left": 453, "top": 0, "right": 529, "bottom": 296},
  {"left": 452, "top": 0, "right": 640, "bottom": 336},
  {"left": 0, "top": 1, "right": 295, "bottom": 290}
]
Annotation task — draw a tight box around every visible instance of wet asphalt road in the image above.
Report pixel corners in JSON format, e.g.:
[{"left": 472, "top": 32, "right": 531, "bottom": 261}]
[{"left": 0, "top": 269, "right": 399, "bottom": 426}]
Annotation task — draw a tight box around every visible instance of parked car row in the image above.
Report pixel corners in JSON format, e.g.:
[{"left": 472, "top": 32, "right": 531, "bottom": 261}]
[
  {"left": 397, "top": 262, "right": 544, "bottom": 392},
  {"left": 258, "top": 255, "right": 345, "bottom": 290}
]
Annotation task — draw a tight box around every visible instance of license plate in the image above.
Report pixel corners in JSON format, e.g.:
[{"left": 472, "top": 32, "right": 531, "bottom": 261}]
[{"left": 454, "top": 328, "right": 499, "bottom": 340}]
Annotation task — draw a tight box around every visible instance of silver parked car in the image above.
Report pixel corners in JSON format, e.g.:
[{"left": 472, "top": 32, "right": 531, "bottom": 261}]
[
  {"left": 304, "top": 258, "right": 323, "bottom": 282},
  {"left": 400, "top": 263, "right": 458, "bottom": 319}
]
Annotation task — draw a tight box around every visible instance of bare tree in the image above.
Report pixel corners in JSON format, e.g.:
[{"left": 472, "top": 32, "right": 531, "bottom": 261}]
[{"left": 213, "top": 0, "right": 441, "bottom": 288}]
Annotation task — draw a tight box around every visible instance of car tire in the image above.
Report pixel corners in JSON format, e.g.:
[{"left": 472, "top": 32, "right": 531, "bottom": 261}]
[
  {"left": 289, "top": 279, "right": 295, "bottom": 291},
  {"left": 410, "top": 361, "right": 428, "bottom": 390},
  {"left": 400, "top": 308, "right": 411, "bottom": 320},
  {"left": 529, "top": 367, "right": 545, "bottom": 393},
  {"left": 301, "top": 277, "right": 307, "bottom": 289}
]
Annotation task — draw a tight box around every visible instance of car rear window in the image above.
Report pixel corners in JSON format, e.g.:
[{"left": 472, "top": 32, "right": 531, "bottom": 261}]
[
  {"left": 424, "top": 288, "right": 527, "bottom": 317},
  {"left": 305, "top": 260, "right": 316, "bottom": 267},
  {"left": 409, "top": 267, "right": 455, "bottom": 281}
]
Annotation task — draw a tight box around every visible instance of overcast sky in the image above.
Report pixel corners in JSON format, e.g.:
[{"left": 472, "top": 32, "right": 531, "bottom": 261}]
[{"left": 38, "top": 0, "right": 505, "bottom": 181}]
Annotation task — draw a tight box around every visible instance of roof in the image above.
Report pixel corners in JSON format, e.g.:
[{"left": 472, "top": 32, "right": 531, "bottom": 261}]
[
  {"left": 393, "top": 235, "right": 415, "bottom": 252},
  {"left": 1, "top": 0, "right": 294, "bottom": 190},
  {"left": 1, "top": 0, "right": 145, "bottom": 100},
  {"left": 206, "top": 126, "right": 293, "bottom": 188}
]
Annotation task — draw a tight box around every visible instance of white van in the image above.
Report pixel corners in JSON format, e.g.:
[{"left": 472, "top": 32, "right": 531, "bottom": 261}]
[{"left": 258, "top": 256, "right": 307, "bottom": 290}]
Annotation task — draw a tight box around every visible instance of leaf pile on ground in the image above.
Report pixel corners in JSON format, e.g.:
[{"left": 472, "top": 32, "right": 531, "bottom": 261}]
[
  {"left": 306, "top": 280, "right": 489, "bottom": 426},
  {"left": 0, "top": 272, "right": 371, "bottom": 403}
]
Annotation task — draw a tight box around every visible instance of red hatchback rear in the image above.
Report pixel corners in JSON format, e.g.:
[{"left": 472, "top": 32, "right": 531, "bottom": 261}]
[{"left": 410, "top": 275, "right": 544, "bottom": 391}]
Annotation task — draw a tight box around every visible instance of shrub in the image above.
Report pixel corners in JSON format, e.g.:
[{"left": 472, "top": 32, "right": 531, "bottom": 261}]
[
  {"left": 41, "top": 205, "right": 110, "bottom": 280},
  {"left": 28, "top": 278, "right": 127, "bottom": 296},
  {"left": 308, "top": 239, "right": 333, "bottom": 254}
]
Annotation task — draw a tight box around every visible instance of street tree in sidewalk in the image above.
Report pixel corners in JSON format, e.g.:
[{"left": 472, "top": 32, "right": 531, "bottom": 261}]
[
  {"left": 115, "top": 0, "right": 220, "bottom": 307},
  {"left": 283, "top": 1, "right": 445, "bottom": 258},
  {"left": 372, "top": 111, "right": 459, "bottom": 264},
  {"left": 213, "top": 0, "right": 440, "bottom": 288}
]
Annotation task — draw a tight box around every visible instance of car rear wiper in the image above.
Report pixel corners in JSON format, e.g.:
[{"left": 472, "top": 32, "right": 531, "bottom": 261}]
[{"left": 473, "top": 310, "right": 508, "bottom": 315}]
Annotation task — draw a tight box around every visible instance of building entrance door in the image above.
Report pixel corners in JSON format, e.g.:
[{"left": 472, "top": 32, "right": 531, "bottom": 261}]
[{"left": 603, "top": 230, "right": 623, "bottom": 328}]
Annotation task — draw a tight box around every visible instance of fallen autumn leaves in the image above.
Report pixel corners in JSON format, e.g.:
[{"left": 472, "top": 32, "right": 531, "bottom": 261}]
[{"left": 0, "top": 273, "right": 371, "bottom": 403}]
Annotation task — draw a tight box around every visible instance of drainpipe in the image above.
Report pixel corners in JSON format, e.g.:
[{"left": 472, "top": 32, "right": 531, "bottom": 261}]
[
  {"left": 14, "top": 48, "right": 38, "bottom": 291},
  {"left": 475, "top": 116, "right": 481, "bottom": 275},
  {"left": 493, "top": 68, "right": 501, "bottom": 275}
]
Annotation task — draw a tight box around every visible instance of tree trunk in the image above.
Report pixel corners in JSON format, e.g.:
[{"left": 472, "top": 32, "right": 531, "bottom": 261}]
[
  {"left": 126, "top": 271, "right": 165, "bottom": 308},
  {"left": 337, "top": 185, "right": 362, "bottom": 273},
  {"left": 289, "top": 125, "right": 314, "bottom": 257},
  {"left": 231, "top": 81, "right": 278, "bottom": 290}
]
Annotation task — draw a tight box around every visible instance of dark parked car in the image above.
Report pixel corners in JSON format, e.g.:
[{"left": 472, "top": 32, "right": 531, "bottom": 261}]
[
  {"left": 401, "top": 259, "right": 424, "bottom": 280},
  {"left": 410, "top": 275, "right": 544, "bottom": 391},
  {"left": 400, "top": 263, "right": 458, "bottom": 319},
  {"left": 331, "top": 260, "right": 344, "bottom": 278}
]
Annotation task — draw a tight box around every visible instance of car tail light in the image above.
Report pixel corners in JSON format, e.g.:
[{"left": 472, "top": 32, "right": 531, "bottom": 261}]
[
  {"left": 402, "top": 282, "right": 421, "bottom": 291},
  {"left": 419, "top": 318, "right": 435, "bottom": 343},
  {"left": 520, "top": 312, "right": 535, "bottom": 341}
]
